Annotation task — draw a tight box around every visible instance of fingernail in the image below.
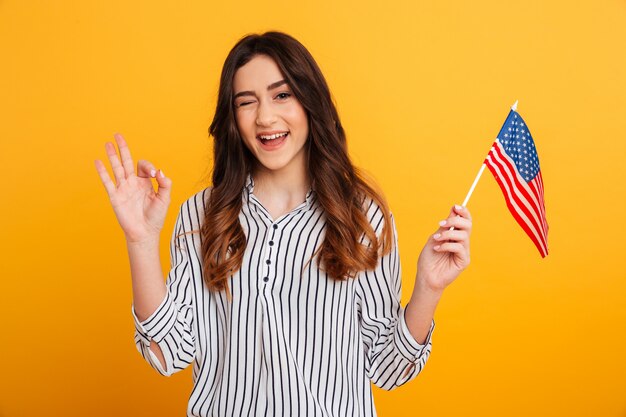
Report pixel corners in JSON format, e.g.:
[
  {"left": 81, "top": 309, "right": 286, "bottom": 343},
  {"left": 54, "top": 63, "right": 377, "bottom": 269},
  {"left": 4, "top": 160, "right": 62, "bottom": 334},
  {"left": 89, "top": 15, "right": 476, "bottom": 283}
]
[
  {"left": 455, "top": 204, "right": 462, "bottom": 210},
  {"left": 150, "top": 169, "right": 156, "bottom": 177},
  {"left": 159, "top": 169, "right": 165, "bottom": 178},
  {"left": 439, "top": 220, "right": 447, "bottom": 226},
  {"left": 433, "top": 233, "right": 441, "bottom": 239},
  {"left": 434, "top": 245, "right": 441, "bottom": 250}
]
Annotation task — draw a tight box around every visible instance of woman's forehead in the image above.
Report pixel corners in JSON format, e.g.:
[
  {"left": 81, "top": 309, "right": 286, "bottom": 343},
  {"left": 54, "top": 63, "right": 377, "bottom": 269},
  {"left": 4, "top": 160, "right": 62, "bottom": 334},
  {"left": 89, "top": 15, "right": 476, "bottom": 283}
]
[{"left": 233, "top": 55, "right": 286, "bottom": 91}]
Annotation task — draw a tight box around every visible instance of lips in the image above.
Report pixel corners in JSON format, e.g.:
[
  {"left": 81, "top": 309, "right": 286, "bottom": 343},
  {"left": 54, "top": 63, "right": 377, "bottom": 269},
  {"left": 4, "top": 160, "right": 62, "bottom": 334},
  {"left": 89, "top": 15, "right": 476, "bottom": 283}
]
[
  {"left": 256, "top": 130, "right": 289, "bottom": 141},
  {"left": 257, "top": 131, "right": 288, "bottom": 150}
]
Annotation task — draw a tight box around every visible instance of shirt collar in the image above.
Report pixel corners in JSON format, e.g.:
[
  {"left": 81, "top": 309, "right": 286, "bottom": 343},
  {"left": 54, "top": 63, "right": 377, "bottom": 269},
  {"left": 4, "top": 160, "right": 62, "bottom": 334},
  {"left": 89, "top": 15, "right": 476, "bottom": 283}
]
[
  {"left": 245, "top": 172, "right": 254, "bottom": 194},
  {"left": 245, "top": 172, "right": 316, "bottom": 209}
]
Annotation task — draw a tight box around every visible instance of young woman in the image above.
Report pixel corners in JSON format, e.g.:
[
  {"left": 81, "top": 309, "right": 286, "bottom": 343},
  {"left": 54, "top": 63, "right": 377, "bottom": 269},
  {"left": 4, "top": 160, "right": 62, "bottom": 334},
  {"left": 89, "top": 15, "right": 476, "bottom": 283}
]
[{"left": 95, "top": 31, "right": 472, "bottom": 417}]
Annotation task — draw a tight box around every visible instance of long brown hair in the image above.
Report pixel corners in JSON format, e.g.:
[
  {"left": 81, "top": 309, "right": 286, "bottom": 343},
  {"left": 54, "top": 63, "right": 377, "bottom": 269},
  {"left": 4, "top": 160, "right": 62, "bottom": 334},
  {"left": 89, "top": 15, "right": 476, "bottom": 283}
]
[{"left": 199, "top": 31, "right": 393, "bottom": 301}]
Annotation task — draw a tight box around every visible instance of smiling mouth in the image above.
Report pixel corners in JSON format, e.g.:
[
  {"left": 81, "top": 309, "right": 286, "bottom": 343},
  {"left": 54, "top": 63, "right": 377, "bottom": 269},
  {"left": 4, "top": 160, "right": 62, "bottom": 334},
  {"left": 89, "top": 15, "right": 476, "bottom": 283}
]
[{"left": 257, "top": 131, "right": 289, "bottom": 144}]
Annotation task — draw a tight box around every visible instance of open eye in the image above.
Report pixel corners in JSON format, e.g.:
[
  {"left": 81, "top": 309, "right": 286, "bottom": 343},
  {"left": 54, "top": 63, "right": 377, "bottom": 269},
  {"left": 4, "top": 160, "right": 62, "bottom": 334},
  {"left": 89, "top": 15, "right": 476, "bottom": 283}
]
[{"left": 275, "top": 92, "right": 291, "bottom": 100}]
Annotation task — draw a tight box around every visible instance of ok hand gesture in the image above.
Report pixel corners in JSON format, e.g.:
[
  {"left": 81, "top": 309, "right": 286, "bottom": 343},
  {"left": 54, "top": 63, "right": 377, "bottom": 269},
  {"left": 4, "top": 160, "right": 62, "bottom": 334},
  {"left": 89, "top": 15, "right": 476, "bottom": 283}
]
[{"left": 94, "top": 133, "right": 172, "bottom": 244}]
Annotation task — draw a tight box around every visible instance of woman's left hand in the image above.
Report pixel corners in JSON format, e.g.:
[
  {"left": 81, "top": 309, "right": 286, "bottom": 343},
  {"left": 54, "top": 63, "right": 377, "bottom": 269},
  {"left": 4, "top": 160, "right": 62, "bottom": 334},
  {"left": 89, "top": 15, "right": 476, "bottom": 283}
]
[{"left": 416, "top": 204, "right": 472, "bottom": 293}]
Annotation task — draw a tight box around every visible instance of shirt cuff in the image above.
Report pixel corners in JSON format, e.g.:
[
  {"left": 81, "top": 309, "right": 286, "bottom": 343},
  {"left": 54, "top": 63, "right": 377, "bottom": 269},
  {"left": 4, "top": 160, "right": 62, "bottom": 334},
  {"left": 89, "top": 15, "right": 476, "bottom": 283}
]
[
  {"left": 131, "top": 291, "right": 176, "bottom": 344},
  {"left": 395, "top": 306, "right": 435, "bottom": 363}
]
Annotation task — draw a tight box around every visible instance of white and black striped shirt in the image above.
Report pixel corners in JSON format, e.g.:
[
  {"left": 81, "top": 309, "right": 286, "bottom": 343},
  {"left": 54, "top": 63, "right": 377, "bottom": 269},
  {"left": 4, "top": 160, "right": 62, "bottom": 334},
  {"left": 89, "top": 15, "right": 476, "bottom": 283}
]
[{"left": 132, "top": 173, "right": 435, "bottom": 417}]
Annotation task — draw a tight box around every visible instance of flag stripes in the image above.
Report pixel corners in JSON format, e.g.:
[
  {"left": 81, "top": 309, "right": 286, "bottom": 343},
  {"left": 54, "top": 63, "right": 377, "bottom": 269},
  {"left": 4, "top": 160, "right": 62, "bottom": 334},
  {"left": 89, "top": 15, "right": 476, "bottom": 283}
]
[{"left": 485, "top": 139, "right": 549, "bottom": 257}]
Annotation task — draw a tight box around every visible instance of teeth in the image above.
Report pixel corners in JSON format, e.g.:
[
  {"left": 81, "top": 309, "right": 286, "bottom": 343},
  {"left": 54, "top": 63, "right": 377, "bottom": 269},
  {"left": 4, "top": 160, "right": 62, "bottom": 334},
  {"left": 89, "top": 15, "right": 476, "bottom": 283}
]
[{"left": 259, "top": 132, "right": 288, "bottom": 140}]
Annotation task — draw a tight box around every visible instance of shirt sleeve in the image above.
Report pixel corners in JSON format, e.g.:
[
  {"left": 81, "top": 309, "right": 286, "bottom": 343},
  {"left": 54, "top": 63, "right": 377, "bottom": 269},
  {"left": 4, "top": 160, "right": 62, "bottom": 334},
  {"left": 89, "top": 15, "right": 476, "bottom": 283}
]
[
  {"left": 356, "top": 208, "right": 435, "bottom": 391},
  {"left": 131, "top": 205, "right": 197, "bottom": 377}
]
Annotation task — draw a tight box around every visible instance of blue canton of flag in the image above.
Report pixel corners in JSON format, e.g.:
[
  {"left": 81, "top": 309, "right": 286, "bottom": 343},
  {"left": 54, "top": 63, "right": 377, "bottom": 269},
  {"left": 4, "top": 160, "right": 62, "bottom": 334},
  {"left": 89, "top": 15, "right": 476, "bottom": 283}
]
[
  {"left": 500, "top": 113, "right": 540, "bottom": 182},
  {"left": 484, "top": 108, "right": 549, "bottom": 257}
]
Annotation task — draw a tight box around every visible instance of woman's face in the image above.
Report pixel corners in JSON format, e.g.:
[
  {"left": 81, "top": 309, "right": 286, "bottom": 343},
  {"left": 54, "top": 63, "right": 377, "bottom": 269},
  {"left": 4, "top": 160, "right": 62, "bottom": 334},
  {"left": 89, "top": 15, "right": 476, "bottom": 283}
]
[{"left": 233, "top": 54, "right": 309, "bottom": 175}]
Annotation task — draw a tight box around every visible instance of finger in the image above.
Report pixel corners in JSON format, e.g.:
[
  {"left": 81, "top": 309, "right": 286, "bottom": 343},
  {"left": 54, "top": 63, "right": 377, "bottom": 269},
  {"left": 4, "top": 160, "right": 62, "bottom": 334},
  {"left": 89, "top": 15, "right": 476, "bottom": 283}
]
[
  {"left": 437, "top": 216, "right": 472, "bottom": 232},
  {"left": 105, "top": 141, "right": 126, "bottom": 185},
  {"left": 433, "top": 242, "right": 470, "bottom": 267},
  {"left": 154, "top": 169, "right": 172, "bottom": 203},
  {"left": 441, "top": 205, "right": 464, "bottom": 232},
  {"left": 433, "top": 241, "right": 465, "bottom": 254},
  {"left": 94, "top": 159, "right": 116, "bottom": 197},
  {"left": 137, "top": 159, "right": 158, "bottom": 178},
  {"left": 433, "top": 229, "right": 468, "bottom": 244},
  {"left": 113, "top": 133, "right": 136, "bottom": 178},
  {"left": 433, "top": 241, "right": 470, "bottom": 264},
  {"left": 439, "top": 216, "right": 472, "bottom": 231},
  {"left": 452, "top": 204, "right": 472, "bottom": 221}
]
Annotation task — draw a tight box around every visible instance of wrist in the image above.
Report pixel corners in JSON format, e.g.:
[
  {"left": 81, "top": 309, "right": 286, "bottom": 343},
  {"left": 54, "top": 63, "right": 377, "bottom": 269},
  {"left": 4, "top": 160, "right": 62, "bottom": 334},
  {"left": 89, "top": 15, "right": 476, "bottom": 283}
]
[
  {"left": 126, "top": 235, "right": 160, "bottom": 249},
  {"left": 415, "top": 272, "right": 446, "bottom": 297},
  {"left": 410, "top": 286, "right": 444, "bottom": 308},
  {"left": 409, "top": 288, "right": 442, "bottom": 314}
]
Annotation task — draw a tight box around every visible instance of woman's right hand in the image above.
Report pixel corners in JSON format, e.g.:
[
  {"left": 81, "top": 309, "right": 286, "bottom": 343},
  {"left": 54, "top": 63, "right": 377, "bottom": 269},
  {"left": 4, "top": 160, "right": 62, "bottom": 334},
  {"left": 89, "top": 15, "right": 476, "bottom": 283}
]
[{"left": 94, "top": 133, "right": 172, "bottom": 244}]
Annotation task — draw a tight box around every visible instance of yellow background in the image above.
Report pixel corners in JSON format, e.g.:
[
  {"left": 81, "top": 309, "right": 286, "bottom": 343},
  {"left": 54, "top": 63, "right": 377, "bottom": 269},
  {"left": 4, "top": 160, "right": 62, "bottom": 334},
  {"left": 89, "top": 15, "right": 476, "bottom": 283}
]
[{"left": 1, "top": 0, "right": 625, "bottom": 415}]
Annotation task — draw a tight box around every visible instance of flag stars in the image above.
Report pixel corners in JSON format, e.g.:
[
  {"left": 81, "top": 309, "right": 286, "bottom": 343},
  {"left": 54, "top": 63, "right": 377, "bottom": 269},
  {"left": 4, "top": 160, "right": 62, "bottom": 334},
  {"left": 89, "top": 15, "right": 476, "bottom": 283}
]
[{"left": 498, "top": 112, "right": 541, "bottom": 180}]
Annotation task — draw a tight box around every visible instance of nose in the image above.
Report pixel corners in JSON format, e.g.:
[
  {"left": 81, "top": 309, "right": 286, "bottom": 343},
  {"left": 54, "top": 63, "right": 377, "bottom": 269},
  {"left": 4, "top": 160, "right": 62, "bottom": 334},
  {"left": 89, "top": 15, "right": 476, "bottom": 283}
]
[{"left": 255, "top": 99, "right": 277, "bottom": 127}]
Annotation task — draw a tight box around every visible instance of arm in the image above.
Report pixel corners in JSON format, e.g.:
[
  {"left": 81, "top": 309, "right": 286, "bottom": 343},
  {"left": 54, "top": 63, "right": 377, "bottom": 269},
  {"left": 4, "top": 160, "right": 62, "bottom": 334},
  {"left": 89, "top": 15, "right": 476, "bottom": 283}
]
[
  {"left": 404, "top": 285, "right": 442, "bottom": 345},
  {"left": 94, "top": 133, "right": 196, "bottom": 375},
  {"left": 405, "top": 204, "right": 472, "bottom": 344},
  {"left": 94, "top": 133, "right": 174, "bottom": 372},
  {"left": 131, "top": 207, "right": 197, "bottom": 376},
  {"left": 357, "top": 210, "right": 435, "bottom": 391},
  {"left": 126, "top": 237, "right": 168, "bottom": 368}
]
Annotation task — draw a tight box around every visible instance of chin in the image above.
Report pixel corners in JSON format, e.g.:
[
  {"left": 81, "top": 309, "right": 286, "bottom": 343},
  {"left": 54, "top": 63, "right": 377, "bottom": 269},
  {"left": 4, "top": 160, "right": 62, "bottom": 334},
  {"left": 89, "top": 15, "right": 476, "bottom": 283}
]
[{"left": 256, "top": 160, "right": 289, "bottom": 172}]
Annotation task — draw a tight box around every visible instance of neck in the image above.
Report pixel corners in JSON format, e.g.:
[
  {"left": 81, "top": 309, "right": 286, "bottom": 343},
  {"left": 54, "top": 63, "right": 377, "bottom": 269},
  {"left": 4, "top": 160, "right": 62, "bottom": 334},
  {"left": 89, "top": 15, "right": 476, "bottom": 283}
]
[{"left": 252, "top": 161, "right": 311, "bottom": 203}]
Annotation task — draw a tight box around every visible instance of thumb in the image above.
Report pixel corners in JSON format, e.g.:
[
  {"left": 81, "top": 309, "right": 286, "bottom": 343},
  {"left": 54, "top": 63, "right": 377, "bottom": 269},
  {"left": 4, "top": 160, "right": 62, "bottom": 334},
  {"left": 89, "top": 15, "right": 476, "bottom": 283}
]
[{"left": 154, "top": 169, "right": 172, "bottom": 203}]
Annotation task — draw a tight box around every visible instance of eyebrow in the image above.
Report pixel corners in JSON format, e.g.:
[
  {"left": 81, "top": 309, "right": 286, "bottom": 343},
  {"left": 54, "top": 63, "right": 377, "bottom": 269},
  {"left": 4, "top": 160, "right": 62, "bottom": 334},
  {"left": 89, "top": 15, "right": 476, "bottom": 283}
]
[{"left": 233, "top": 79, "right": 288, "bottom": 100}]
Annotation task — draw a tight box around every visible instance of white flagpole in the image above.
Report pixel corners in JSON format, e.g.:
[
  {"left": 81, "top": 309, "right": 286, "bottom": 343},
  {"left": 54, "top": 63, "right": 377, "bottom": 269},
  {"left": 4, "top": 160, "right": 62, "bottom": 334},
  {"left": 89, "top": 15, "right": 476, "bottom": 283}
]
[
  {"left": 461, "top": 164, "right": 486, "bottom": 207},
  {"left": 459, "top": 99, "right": 518, "bottom": 209},
  {"left": 448, "top": 100, "right": 518, "bottom": 231}
]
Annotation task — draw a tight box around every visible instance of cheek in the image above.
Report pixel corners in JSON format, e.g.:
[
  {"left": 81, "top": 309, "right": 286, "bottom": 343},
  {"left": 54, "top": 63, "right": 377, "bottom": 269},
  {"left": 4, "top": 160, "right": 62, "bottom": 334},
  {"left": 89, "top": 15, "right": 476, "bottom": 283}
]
[
  {"left": 286, "top": 105, "right": 309, "bottom": 132},
  {"left": 234, "top": 118, "right": 255, "bottom": 153},
  {"left": 235, "top": 111, "right": 255, "bottom": 136}
]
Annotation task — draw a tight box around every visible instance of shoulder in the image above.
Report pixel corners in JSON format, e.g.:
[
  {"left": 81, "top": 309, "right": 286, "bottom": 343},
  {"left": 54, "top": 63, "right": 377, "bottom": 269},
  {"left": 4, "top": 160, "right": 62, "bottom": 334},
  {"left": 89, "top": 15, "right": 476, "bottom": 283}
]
[
  {"left": 175, "top": 186, "right": 213, "bottom": 231},
  {"left": 181, "top": 186, "right": 213, "bottom": 211},
  {"left": 360, "top": 194, "right": 395, "bottom": 236}
]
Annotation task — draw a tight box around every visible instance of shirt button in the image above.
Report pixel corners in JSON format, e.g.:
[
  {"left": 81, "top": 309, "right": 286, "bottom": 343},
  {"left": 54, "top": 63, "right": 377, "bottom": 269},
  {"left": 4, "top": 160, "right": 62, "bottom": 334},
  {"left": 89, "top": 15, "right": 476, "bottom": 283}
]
[
  {"left": 263, "top": 276, "right": 269, "bottom": 282},
  {"left": 266, "top": 259, "right": 271, "bottom": 265},
  {"left": 273, "top": 224, "right": 278, "bottom": 230},
  {"left": 269, "top": 240, "right": 274, "bottom": 246}
]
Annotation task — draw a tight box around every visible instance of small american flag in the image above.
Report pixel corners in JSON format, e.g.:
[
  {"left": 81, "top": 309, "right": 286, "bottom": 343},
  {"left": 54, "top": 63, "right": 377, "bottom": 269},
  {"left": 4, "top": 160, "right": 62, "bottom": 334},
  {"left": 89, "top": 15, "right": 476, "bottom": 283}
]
[{"left": 484, "top": 107, "right": 549, "bottom": 257}]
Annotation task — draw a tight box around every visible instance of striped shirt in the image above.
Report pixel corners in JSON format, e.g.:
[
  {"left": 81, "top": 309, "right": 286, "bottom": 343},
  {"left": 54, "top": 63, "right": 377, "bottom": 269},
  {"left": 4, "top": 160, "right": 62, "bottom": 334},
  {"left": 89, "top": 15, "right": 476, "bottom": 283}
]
[{"left": 132, "top": 173, "right": 435, "bottom": 417}]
